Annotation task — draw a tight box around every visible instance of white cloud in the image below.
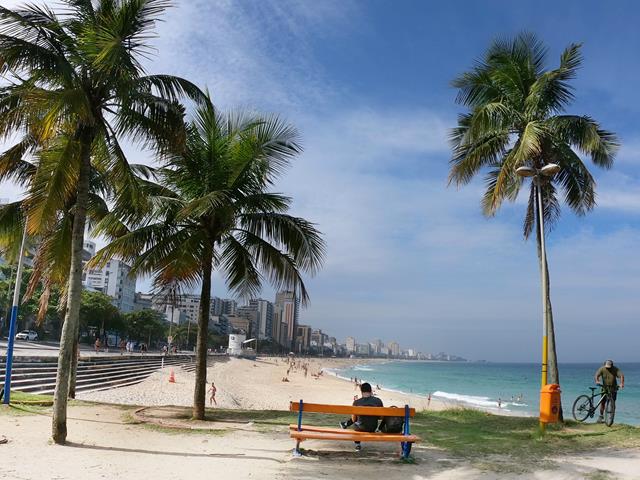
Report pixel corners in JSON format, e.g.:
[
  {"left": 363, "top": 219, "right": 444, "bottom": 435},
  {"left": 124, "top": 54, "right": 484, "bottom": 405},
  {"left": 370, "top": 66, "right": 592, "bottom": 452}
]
[
  {"left": 149, "top": 0, "right": 358, "bottom": 112},
  {"left": 2, "top": 0, "right": 640, "bottom": 361}
]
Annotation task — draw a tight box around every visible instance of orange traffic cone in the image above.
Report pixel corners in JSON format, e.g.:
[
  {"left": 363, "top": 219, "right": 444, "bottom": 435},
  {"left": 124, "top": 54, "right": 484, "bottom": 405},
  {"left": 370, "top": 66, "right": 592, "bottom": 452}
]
[{"left": 168, "top": 369, "right": 175, "bottom": 383}]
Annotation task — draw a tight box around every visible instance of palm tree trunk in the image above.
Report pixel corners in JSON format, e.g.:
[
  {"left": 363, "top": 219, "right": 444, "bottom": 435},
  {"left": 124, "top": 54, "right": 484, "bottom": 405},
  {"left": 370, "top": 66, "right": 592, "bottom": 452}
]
[
  {"left": 193, "top": 253, "right": 212, "bottom": 420},
  {"left": 52, "top": 136, "right": 92, "bottom": 444},
  {"left": 67, "top": 332, "right": 79, "bottom": 399},
  {"left": 535, "top": 199, "right": 563, "bottom": 420},
  {"left": 543, "top": 256, "right": 563, "bottom": 420}
]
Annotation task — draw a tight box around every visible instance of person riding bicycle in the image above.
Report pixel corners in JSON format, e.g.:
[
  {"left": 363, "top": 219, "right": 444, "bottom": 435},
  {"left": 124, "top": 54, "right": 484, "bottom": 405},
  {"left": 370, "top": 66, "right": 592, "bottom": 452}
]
[{"left": 594, "top": 360, "right": 624, "bottom": 423}]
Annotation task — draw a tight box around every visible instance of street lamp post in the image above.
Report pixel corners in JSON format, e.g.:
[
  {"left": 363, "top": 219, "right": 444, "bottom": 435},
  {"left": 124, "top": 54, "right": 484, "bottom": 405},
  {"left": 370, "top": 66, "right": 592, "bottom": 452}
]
[
  {"left": 3, "top": 222, "right": 28, "bottom": 405},
  {"left": 516, "top": 163, "right": 560, "bottom": 431}
]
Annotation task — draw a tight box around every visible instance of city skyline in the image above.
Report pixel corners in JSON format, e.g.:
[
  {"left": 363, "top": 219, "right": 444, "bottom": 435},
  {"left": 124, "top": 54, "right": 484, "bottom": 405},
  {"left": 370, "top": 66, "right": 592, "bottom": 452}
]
[{"left": 1, "top": 1, "right": 639, "bottom": 362}]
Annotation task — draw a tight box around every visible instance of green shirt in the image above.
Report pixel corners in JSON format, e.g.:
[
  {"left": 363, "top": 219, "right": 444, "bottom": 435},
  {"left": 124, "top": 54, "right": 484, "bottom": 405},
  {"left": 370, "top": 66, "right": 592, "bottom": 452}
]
[{"left": 596, "top": 366, "right": 623, "bottom": 386}]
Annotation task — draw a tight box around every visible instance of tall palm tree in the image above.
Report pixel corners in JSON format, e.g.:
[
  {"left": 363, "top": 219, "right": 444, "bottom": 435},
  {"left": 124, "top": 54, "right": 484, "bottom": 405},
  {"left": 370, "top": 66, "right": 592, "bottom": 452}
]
[
  {"left": 92, "top": 98, "right": 326, "bottom": 419},
  {"left": 0, "top": 135, "right": 150, "bottom": 398},
  {"left": 449, "top": 33, "right": 618, "bottom": 399},
  {"left": 0, "top": 0, "right": 204, "bottom": 443}
]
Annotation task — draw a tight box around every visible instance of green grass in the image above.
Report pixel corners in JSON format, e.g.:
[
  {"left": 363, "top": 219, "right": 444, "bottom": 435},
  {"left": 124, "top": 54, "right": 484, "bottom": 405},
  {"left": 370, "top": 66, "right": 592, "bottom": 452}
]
[
  {"left": 7, "top": 391, "right": 54, "bottom": 403},
  {"left": 0, "top": 391, "right": 54, "bottom": 416},
  {"left": 199, "top": 407, "right": 640, "bottom": 469},
  {"left": 0, "top": 391, "right": 90, "bottom": 416},
  {"left": 410, "top": 408, "right": 640, "bottom": 467}
]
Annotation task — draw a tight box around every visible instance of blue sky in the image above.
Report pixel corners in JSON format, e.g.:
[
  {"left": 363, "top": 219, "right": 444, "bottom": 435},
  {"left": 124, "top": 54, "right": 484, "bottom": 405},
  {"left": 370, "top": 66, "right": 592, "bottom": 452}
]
[{"left": 1, "top": 0, "right": 639, "bottom": 361}]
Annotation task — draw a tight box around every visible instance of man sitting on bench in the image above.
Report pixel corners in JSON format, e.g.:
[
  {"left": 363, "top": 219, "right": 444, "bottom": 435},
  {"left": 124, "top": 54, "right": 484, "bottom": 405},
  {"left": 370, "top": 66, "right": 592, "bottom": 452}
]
[{"left": 339, "top": 382, "right": 383, "bottom": 451}]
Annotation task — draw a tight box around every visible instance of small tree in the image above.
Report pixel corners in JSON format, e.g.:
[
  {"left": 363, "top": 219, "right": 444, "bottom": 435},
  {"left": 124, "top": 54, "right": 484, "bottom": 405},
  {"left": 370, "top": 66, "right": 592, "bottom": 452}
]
[
  {"left": 79, "top": 291, "right": 123, "bottom": 339},
  {"left": 123, "top": 309, "right": 167, "bottom": 347}
]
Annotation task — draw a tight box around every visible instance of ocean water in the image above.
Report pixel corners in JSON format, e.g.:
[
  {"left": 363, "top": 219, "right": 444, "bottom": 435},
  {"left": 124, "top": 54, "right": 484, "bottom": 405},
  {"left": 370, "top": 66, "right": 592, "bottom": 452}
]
[{"left": 333, "top": 361, "right": 640, "bottom": 426}]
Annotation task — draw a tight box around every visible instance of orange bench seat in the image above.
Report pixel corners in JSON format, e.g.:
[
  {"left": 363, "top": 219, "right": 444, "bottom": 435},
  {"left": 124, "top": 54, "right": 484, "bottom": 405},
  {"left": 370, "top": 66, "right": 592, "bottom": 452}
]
[{"left": 289, "top": 401, "right": 420, "bottom": 458}]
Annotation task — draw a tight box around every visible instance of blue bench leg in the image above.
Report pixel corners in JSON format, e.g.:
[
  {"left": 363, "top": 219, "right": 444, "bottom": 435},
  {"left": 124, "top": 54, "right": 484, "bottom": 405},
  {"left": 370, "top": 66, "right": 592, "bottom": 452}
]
[
  {"left": 401, "top": 442, "right": 412, "bottom": 459},
  {"left": 293, "top": 441, "right": 302, "bottom": 457}
]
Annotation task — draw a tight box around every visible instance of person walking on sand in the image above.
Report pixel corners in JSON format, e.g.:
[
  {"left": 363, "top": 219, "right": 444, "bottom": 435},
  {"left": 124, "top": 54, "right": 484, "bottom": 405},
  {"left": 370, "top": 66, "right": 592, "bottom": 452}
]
[
  {"left": 339, "top": 382, "right": 383, "bottom": 451},
  {"left": 427, "top": 393, "right": 432, "bottom": 409},
  {"left": 594, "top": 360, "right": 624, "bottom": 423},
  {"left": 94, "top": 337, "right": 101, "bottom": 353},
  {"left": 208, "top": 382, "right": 217, "bottom": 406}
]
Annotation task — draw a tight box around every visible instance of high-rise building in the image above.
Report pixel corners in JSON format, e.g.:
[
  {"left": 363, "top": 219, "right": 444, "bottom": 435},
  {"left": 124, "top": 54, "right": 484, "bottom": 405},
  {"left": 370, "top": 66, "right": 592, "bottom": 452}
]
[
  {"left": 279, "top": 321, "right": 288, "bottom": 348},
  {"left": 249, "top": 299, "right": 274, "bottom": 340},
  {"left": 310, "top": 329, "right": 327, "bottom": 349},
  {"left": 172, "top": 294, "right": 201, "bottom": 324},
  {"left": 133, "top": 292, "right": 154, "bottom": 311},
  {"left": 346, "top": 336, "right": 356, "bottom": 353},
  {"left": 211, "top": 297, "right": 224, "bottom": 316},
  {"left": 295, "top": 324, "right": 312, "bottom": 353},
  {"left": 84, "top": 258, "right": 136, "bottom": 312},
  {"left": 225, "top": 314, "right": 251, "bottom": 335},
  {"left": 388, "top": 341, "right": 400, "bottom": 357},
  {"left": 275, "top": 290, "right": 298, "bottom": 348},
  {"left": 356, "top": 343, "right": 371, "bottom": 356},
  {"left": 222, "top": 299, "right": 237, "bottom": 315},
  {"left": 237, "top": 305, "right": 259, "bottom": 337}
]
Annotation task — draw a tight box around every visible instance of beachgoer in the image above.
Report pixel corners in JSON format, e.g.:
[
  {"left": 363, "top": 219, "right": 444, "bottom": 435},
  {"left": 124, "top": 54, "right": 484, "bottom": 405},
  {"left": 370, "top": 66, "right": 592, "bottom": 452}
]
[
  {"left": 594, "top": 360, "right": 624, "bottom": 422},
  {"left": 427, "top": 393, "right": 432, "bottom": 408},
  {"left": 94, "top": 338, "right": 101, "bottom": 353},
  {"left": 498, "top": 398, "right": 502, "bottom": 408},
  {"left": 119, "top": 339, "right": 126, "bottom": 355},
  {"left": 208, "top": 382, "right": 217, "bottom": 406},
  {"left": 340, "top": 382, "right": 383, "bottom": 451}
]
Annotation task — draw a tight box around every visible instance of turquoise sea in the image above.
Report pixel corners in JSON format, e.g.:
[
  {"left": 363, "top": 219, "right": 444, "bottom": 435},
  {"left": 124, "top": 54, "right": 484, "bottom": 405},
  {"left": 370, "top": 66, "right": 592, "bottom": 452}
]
[{"left": 333, "top": 361, "right": 640, "bottom": 426}]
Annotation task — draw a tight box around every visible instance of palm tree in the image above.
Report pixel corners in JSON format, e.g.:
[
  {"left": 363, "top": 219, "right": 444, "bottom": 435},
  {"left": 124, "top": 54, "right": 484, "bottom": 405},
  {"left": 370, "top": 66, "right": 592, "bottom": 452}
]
[
  {"left": 92, "top": 98, "right": 326, "bottom": 419},
  {"left": 0, "top": 1, "right": 204, "bottom": 443},
  {"left": 0, "top": 138, "right": 144, "bottom": 399},
  {"left": 449, "top": 33, "right": 618, "bottom": 400}
]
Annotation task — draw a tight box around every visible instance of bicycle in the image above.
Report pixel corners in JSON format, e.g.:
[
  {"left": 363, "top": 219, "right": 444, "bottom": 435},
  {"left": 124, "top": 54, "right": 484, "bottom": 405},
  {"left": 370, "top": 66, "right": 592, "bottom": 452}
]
[{"left": 572, "top": 385, "right": 617, "bottom": 426}]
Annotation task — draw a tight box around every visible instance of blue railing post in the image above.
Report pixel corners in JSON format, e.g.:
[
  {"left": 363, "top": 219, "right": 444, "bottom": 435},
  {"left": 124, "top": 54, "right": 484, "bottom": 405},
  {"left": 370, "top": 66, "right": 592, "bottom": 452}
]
[
  {"left": 3, "top": 306, "right": 19, "bottom": 403},
  {"left": 3, "top": 222, "right": 28, "bottom": 405}
]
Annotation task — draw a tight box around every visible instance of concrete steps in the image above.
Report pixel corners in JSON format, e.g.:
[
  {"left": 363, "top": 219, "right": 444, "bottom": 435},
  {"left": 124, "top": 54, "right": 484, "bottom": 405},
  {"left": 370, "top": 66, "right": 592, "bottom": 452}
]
[{"left": 1, "top": 355, "right": 195, "bottom": 396}]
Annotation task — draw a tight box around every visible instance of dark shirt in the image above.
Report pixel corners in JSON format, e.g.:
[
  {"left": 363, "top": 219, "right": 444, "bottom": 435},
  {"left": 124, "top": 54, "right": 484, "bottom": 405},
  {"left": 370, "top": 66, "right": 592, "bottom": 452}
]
[
  {"left": 596, "top": 366, "right": 623, "bottom": 387},
  {"left": 353, "top": 395, "right": 383, "bottom": 432}
]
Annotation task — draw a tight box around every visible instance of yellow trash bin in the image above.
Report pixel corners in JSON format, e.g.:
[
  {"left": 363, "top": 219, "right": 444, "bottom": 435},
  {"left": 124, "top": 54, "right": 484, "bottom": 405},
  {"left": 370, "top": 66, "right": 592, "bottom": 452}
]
[{"left": 540, "top": 384, "right": 561, "bottom": 423}]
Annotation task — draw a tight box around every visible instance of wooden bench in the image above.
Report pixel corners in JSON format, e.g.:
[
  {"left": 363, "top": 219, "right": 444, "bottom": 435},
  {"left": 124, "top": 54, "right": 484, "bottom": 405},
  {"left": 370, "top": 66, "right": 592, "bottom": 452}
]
[{"left": 289, "top": 400, "right": 421, "bottom": 458}]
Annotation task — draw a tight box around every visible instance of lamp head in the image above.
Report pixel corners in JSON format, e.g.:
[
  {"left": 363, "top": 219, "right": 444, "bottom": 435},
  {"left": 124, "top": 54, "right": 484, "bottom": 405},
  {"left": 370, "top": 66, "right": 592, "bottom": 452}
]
[
  {"left": 540, "top": 163, "right": 561, "bottom": 177},
  {"left": 515, "top": 166, "right": 536, "bottom": 177}
]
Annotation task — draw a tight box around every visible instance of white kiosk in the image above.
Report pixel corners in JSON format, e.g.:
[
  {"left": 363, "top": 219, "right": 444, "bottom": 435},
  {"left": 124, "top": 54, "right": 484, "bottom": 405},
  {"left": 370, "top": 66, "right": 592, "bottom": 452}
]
[{"left": 228, "top": 333, "right": 245, "bottom": 356}]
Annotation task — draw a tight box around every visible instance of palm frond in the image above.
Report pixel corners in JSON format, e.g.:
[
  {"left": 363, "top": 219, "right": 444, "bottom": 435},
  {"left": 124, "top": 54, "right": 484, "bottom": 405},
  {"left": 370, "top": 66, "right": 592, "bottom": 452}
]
[
  {"left": 219, "top": 234, "right": 263, "bottom": 301},
  {"left": 549, "top": 115, "right": 619, "bottom": 168}
]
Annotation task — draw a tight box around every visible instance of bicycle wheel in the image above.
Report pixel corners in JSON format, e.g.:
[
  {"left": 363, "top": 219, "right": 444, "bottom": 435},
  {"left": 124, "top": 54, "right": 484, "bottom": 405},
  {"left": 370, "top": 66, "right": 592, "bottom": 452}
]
[
  {"left": 572, "top": 395, "right": 592, "bottom": 422},
  {"left": 604, "top": 397, "right": 616, "bottom": 426}
]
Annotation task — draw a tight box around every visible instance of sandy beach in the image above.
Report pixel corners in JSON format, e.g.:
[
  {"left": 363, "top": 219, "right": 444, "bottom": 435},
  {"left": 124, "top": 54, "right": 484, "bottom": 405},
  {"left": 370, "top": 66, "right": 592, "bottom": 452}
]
[
  {"left": 2, "top": 401, "right": 640, "bottom": 480},
  {"left": 2, "top": 357, "right": 639, "bottom": 479},
  {"left": 78, "top": 356, "right": 450, "bottom": 411}
]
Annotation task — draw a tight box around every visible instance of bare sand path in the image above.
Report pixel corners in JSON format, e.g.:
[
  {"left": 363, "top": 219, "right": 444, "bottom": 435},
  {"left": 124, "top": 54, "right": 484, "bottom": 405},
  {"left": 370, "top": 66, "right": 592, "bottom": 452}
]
[{"left": 1, "top": 404, "right": 640, "bottom": 480}]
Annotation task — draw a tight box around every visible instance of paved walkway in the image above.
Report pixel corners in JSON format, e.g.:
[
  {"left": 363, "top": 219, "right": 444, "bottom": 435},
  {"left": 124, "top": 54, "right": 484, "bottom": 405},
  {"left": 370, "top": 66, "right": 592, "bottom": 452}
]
[{"left": 0, "top": 340, "right": 170, "bottom": 359}]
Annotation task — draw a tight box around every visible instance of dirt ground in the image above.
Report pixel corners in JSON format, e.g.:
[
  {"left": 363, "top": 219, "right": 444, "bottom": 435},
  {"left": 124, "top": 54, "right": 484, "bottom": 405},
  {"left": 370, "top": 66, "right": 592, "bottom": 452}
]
[{"left": 1, "top": 404, "right": 640, "bottom": 480}]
